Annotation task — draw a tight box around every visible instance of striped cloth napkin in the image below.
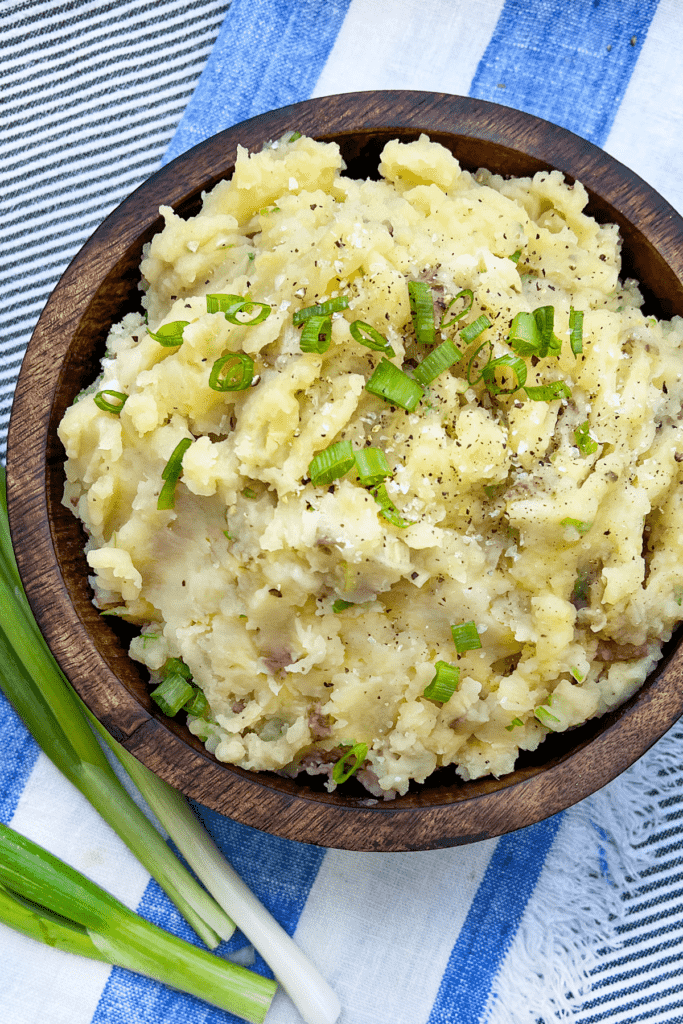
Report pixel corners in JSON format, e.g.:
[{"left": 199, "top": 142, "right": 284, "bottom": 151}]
[{"left": 3, "top": 1, "right": 683, "bottom": 1022}]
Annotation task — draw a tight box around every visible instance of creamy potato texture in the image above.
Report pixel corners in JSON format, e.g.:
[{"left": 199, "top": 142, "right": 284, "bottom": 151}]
[{"left": 59, "top": 134, "right": 683, "bottom": 798}]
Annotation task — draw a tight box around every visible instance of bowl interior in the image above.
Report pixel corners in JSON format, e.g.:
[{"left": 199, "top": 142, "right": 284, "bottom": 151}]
[{"left": 9, "top": 92, "right": 683, "bottom": 850}]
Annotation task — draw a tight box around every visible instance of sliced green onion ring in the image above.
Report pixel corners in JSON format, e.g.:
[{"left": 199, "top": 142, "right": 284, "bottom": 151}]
[
  {"left": 459, "top": 313, "right": 491, "bottom": 346},
  {"left": 535, "top": 704, "right": 561, "bottom": 728},
  {"left": 299, "top": 314, "right": 332, "bottom": 353},
  {"left": 508, "top": 250, "right": 522, "bottom": 263},
  {"left": 414, "top": 338, "right": 463, "bottom": 386},
  {"left": 206, "top": 293, "right": 244, "bottom": 315},
  {"left": 355, "top": 447, "right": 391, "bottom": 487},
  {"left": 209, "top": 353, "right": 255, "bottom": 392},
  {"left": 481, "top": 353, "right": 527, "bottom": 395},
  {"left": 524, "top": 381, "right": 572, "bottom": 401},
  {"left": 423, "top": 661, "right": 460, "bottom": 702},
  {"left": 451, "top": 620, "right": 482, "bottom": 653},
  {"left": 184, "top": 688, "right": 208, "bottom": 717},
  {"left": 150, "top": 673, "right": 195, "bottom": 717},
  {"left": 94, "top": 390, "right": 127, "bottom": 414},
  {"left": 370, "top": 482, "right": 414, "bottom": 528},
  {"left": 467, "top": 340, "right": 493, "bottom": 386},
  {"left": 365, "top": 357, "right": 424, "bottom": 411},
  {"left": 440, "top": 289, "right": 473, "bottom": 329},
  {"left": 408, "top": 281, "right": 436, "bottom": 346},
  {"left": 224, "top": 300, "right": 271, "bottom": 326},
  {"left": 332, "top": 742, "right": 368, "bottom": 784},
  {"left": 332, "top": 599, "right": 353, "bottom": 613},
  {"left": 533, "top": 305, "right": 562, "bottom": 357},
  {"left": 148, "top": 321, "right": 189, "bottom": 347},
  {"left": 569, "top": 307, "right": 584, "bottom": 355},
  {"left": 508, "top": 311, "right": 541, "bottom": 356},
  {"left": 293, "top": 297, "right": 349, "bottom": 324},
  {"left": 157, "top": 437, "right": 192, "bottom": 511},
  {"left": 308, "top": 440, "right": 355, "bottom": 486},
  {"left": 560, "top": 517, "right": 592, "bottom": 535},
  {"left": 349, "top": 320, "right": 395, "bottom": 357},
  {"left": 574, "top": 420, "right": 598, "bottom": 455}
]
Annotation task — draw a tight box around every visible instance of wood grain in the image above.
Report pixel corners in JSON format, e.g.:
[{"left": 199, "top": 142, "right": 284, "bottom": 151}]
[{"left": 7, "top": 92, "right": 683, "bottom": 851}]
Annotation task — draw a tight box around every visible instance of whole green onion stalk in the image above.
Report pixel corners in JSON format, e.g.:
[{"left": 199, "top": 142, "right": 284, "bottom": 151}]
[
  {"left": 0, "top": 822, "right": 275, "bottom": 1024},
  {"left": 0, "top": 466, "right": 340, "bottom": 1024}
]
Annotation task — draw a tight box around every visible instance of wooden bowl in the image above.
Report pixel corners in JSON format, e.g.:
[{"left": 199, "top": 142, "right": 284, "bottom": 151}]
[{"left": 8, "top": 92, "right": 683, "bottom": 851}]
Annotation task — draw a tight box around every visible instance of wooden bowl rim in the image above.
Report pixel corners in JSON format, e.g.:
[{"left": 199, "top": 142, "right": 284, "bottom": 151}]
[{"left": 8, "top": 90, "right": 683, "bottom": 851}]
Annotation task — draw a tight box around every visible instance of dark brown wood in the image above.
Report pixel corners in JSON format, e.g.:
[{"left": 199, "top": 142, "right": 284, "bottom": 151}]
[{"left": 7, "top": 92, "right": 683, "bottom": 851}]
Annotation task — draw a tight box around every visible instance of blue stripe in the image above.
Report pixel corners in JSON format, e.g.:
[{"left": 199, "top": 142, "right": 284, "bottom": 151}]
[
  {"left": 163, "top": 0, "right": 353, "bottom": 164},
  {"left": 427, "top": 813, "right": 564, "bottom": 1024},
  {"left": 92, "top": 808, "right": 325, "bottom": 1023},
  {"left": 469, "top": 0, "right": 660, "bottom": 146},
  {"left": 0, "top": 692, "right": 40, "bottom": 824}
]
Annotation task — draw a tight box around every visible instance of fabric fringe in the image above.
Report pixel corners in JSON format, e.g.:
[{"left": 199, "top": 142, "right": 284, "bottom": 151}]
[{"left": 483, "top": 721, "right": 683, "bottom": 1023}]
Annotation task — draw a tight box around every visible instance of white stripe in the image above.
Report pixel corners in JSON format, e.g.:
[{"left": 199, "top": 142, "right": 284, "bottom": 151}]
[
  {"left": 312, "top": 0, "right": 504, "bottom": 98},
  {"left": 0, "top": 753, "right": 153, "bottom": 1024},
  {"left": 266, "top": 839, "right": 499, "bottom": 1024},
  {"left": 604, "top": 0, "right": 683, "bottom": 217}
]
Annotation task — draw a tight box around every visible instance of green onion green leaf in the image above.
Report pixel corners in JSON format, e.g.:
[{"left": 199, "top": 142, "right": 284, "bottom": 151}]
[
  {"left": 151, "top": 673, "right": 195, "bottom": 717},
  {"left": 508, "top": 311, "right": 541, "bottom": 356},
  {"left": 94, "top": 390, "right": 127, "bottom": 415},
  {"left": 148, "top": 321, "right": 189, "bottom": 347},
  {"left": 459, "top": 313, "right": 491, "bottom": 346},
  {"left": 370, "top": 482, "right": 414, "bottom": 528},
  {"left": 293, "top": 297, "right": 349, "bottom": 324},
  {"left": 365, "top": 357, "right": 424, "bottom": 411},
  {"left": 574, "top": 420, "right": 598, "bottom": 455},
  {"left": 308, "top": 440, "right": 355, "bottom": 486},
  {"left": 481, "top": 353, "right": 527, "bottom": 395},
  {"left": 451, "top": 620, "right": 482, "bottom": 653},
  {"left": 524, "top": 381, "right": 572, "bottom": 401},
  {"left": 414, "top": 338, "right": 463, "bottom": 386},
  {"left": 349, "top": 320, "right": 395, "bottom": 357},
  {"left": 209, "top": 353, "right": 255, "bottom": 392},
  {"left": 408, "top": 281, "right": 436, "bottom": 346},
  {"left": 440, "top": 289, "right": 473, "bottom": 329},
  {"left": 332, "top": 742, "right": 368, "bottom": 784},
  {"left": 423, "top": 661, "right": 460, "bottom": 702},
  {"left": 299, "top": 314, "right": 332, "bottom": 353},
  {"left": 332, "top": 599, "right": 353, "bottom": 613},
  {"left": 158, "top": 437, "right": 192, "bottom": 511},
  {"left": 569, "top": 307, "right": 584, "bottom": 355},
  {"left": 560, "top": 517, "right": 592, "bottom": 535},
  {"left": 355, "top": 447, "right": 391, "bottom": 487},
  {"left": 505, "top": 717, "right": 525, "bottom": 732}
]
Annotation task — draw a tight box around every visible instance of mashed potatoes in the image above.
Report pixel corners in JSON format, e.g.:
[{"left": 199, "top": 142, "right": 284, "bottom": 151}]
[{"left": 59, "top": 133, "right": 683, "bottom": 798}]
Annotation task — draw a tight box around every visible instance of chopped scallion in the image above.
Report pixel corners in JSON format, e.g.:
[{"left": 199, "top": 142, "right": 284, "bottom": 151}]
[
  {"left": 299, "top": 314, "right": 332, "bottom": 353},
  {"left": 560, "top": 517, "right": 592, "bottom": 535},
  {"left": 150, "top": 673, "right": 195, "bottom": 717},
  {"left": 569, "top": 307, "right": 584, "bottom": 355},
  {"left": 148, "top": 321, "right": 189, "bottom": 347},
  {"left": 94, "top": 390, "right": 127, "bottom": 414},
  {"left": 414, "top": 338, "right": 462, "bottom": 385},
  {"left": 308, "top": 440, "right": 355, "bottom": 486},
  {"left": 224, "top": 300, "right": 271, "bottom": 326},
  {"left": 507, "top": 311, "right": 541, "bottom": 356},
  {"left": 423, "top": 661, "right": 460, "bottom": 702},
  {"left": 365, "top": 357, "right": 424, "bottom": 411},
  {"left": 574, "top": 420, "right": 598, "bottom": 455},
  {"left": 332, "top": 599, "right": 353, "bottom": 613},
  {"left": 481, "top": 353, "right": 527, "bottom": 395},
  {"left": 459, "top": 314, "right": 491, "bottom": 346},
  {"left": 209, "top": 353, "right": 255, "bottom": 391},
  {"left": 451, "top": 620, "right": 482, "bottom": 653},
  {"left": 533, "top": 306, "right": 562, "bottom": 358},
  {"left": 467, "top": 340, "right": 493, "bottom": 386},
  {"left": 524, "top": 381, "right": 572, "bottom": 401},
  {"left": 163, "top": 657, "right": 192, "bottom": 680},
  {"left": 355, "top": 447, "right": 391, "bottom": 487},
  {"left": 293, "top": 297, "right": 349, "bottom": 324},
  {"left": 332, "top": 742, "right": 368, "bottom": 784},
  {"left": 207, "top": 293, "right": 244, "bottom": 315},
  {"left": 157, "top": 437, "right": 192, "bottom": 511},
  {"left": 408, "top": 281, "right": 436, "bottom": 346},
  {"left": 509, "top": 250, "right": 522, "bottom": 263},
  {"left": 184, "top": 688, "right": 209, "bottom": 717},
  {"left": 440, "top": 289, "right": 473, "bottom": 329},
  {"left": 505, "top": 717, "right": 524, "bottom": 732},
  {"left": 370, "top": 482, "right": 414, "bottom": 528},
  {"left": 349, "top": 320, "right": 395, "bottom": 357},
  {"left": 535, "top": 704, "right": 561, "bottom": 728}
]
